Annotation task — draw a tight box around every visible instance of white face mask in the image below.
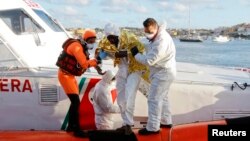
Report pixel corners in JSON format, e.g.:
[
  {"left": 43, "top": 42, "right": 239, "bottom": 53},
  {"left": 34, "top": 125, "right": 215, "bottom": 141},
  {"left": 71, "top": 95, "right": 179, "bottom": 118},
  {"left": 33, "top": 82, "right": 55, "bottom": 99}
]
[
  {"left": 145, "top": 33, "right": 155, "bottom": 39},
  {"left": 86, "top": 43, "right": 94, "bottom": 50}
]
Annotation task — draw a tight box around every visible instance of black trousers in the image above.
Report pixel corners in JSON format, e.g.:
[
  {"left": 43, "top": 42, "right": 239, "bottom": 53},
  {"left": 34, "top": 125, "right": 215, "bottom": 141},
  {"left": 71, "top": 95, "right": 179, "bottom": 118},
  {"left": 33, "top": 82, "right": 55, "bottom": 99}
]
[{"left": 67, "top": 94, "right": 81, "bottom": 131}]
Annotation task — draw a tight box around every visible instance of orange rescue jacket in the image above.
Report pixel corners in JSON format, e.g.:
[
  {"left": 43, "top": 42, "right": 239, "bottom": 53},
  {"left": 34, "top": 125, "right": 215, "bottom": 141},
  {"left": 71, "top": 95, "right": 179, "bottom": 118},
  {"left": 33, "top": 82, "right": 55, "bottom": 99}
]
[{"left": 56, "top": 38, "right": 97, "bottom": 76}]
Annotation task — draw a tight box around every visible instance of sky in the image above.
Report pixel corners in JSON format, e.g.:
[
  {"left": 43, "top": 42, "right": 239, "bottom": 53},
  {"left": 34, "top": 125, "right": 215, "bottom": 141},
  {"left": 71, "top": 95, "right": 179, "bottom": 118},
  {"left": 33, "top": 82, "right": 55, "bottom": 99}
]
[{"left": 33, "top": 0, "right": 250, "bottom": 29}]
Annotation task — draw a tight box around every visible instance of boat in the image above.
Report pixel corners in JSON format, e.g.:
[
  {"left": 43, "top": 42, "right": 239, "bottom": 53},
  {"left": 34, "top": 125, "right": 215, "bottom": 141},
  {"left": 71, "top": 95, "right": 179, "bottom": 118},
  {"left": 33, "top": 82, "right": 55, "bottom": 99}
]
[
  {"left": 179, "top": 4, "right": 202, "bottom": 42},
  {"left": 213, "top": 35, "right": 230, "bottom": 42},
  {"left": 179, "top": 35, "right": 203, "bottom": 42},
  {"left": 0, "top": 119, "right": 228, "bottom": 141},
  {"left": 1, "top": 0, "right": 250, "bottom": 141},
  {"left": 1, "top": 116, "right": 250, "bottom": 141}
]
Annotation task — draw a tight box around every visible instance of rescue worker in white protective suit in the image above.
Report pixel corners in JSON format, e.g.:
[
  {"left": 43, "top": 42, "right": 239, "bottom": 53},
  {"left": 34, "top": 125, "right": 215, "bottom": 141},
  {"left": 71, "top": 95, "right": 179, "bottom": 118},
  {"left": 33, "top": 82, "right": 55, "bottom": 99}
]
[
  {"left": 130, "top": 18, "right": 176, "bottom": 135},
  {"left": 93, "top": 70, "right": 120, "bottom": 130},
  {"left": 97, "top": 23, "right": 149, "bottom": 134}
]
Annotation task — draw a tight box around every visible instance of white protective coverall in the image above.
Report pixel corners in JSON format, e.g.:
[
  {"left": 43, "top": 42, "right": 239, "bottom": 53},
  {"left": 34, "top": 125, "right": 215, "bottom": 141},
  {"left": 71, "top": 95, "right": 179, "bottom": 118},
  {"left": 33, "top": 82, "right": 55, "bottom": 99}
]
[
  {"left": 93, "top": 70, "right": 120, "bottom": 130},
  {"left": 102, "top": 23, "right": 147, "bottom": 127},
  {"left": 117, "top": 67, "right": 141, "bottom": 126},
  {"left": 135, "top": 23, "right": 176, "bottom": 131}
]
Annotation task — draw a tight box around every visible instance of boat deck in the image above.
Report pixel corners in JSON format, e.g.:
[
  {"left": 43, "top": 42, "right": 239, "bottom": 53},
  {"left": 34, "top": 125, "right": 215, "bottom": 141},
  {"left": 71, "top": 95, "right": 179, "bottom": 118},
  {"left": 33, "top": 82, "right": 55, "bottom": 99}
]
[{"left": 0, "top": 120, "right": 226, "bottom": 141}]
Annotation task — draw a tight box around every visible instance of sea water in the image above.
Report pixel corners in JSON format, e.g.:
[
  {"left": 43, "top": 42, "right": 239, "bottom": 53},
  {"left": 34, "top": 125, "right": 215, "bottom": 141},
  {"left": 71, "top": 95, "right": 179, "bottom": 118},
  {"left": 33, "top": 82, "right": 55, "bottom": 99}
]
[{"left": 175, "top": 39, "right": 250, "bottom": 68}]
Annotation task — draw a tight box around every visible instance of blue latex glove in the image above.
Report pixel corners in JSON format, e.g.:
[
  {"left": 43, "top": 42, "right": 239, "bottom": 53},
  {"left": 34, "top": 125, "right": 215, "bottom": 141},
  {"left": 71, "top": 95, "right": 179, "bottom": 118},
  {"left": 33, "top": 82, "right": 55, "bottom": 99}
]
[{"left": 99, "top": 50, "right": 108, "bottom": 59}]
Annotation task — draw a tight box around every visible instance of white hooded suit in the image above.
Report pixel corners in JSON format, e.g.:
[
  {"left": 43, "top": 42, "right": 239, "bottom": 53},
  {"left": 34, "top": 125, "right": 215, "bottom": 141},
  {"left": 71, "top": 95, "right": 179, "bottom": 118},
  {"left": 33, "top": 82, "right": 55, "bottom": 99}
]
[
  {"left": 135, "top": 24, "right": 176, "bottom": 131},
  {"left": 93, "top": 70, "right": 120, "bottom": 130}
]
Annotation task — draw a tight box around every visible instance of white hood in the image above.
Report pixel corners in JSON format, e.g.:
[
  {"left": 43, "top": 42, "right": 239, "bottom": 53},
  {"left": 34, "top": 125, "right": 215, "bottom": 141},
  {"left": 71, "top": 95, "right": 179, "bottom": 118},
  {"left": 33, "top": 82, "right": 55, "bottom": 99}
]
[
  {"left": 158, "top": 21, "right": 167, "bottom": 34},
  {"left": 102, "top": 70, "right": 115, "bottom": 84},
  {"left": 104, "top": 23, "right": 120, "bottom": 36}
]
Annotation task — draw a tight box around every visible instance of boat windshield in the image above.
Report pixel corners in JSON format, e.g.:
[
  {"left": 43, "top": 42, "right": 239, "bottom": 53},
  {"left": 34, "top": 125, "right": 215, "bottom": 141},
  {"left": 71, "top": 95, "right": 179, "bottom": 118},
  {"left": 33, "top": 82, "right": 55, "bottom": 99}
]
[
  {"left": 33, "top": 9, "right": 63, "bottom": 32},
  {"left": 0, "top": 39, "right": 23, "bottom": 67},
  {"left": 0, "top": 9, "right": 44, "bottom": 35}
]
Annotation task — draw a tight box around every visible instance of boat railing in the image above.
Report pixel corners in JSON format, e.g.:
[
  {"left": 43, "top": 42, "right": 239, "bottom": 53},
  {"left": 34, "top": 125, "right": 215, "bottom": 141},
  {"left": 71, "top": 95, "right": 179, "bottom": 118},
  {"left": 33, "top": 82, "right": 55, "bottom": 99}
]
[
  {"left": 0, "top": 66, "right": 58, "bottom": 78},
  {"left": 175, "top": 80, "right": 232, "bottom": 86},
  {"left": 138, "top": 77, "right": 241, "bottom": 98}
]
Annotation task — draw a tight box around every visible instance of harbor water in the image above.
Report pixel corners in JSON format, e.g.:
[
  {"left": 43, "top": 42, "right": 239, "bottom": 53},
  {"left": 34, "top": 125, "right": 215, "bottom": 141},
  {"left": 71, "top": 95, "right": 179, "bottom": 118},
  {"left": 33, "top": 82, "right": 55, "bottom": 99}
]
[{"left": 175, "top": 39, "right": 250, "bottom": 68}]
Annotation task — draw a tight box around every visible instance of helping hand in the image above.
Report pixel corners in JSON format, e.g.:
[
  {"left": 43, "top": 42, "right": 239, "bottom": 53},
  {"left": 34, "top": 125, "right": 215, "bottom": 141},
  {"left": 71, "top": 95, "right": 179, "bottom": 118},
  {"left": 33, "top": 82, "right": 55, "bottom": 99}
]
[
  {"left": 130, "top": 46, "right": 139, "bottom": 57},
  {"left": 115, "top": 51, "right": 127, "bottom": 58},
  {"left": 96, "top": 56, "right": 102, "bottom": 64},
  {"left": 95, "top": 66, "right": 105, "bottom": 75}
]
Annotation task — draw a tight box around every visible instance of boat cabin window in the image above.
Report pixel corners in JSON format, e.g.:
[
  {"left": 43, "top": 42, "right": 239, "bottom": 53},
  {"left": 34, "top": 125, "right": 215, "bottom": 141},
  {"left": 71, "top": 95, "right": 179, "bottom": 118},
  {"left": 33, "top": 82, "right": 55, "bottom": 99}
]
[
  {"left": 33, "top": 9, "right": 64, "bottom": 32},
  {"left": 0, "top": 40, "right": 23, "bottom": 67},
  {"left": 0, "top": 9, "right": 44, "bottom": 35}
]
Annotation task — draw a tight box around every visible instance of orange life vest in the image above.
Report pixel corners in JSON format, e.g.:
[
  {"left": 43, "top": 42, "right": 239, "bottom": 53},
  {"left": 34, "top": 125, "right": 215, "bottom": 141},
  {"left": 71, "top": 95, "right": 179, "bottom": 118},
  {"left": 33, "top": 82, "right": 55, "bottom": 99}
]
[{"left": 56, "top": 38, "right": 89, "bottom": 76}]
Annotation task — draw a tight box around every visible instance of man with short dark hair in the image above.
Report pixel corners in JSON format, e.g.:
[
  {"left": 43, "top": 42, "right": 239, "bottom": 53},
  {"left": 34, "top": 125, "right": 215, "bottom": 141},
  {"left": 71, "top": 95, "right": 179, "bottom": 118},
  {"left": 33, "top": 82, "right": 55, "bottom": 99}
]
[
  {"left": 131, "top": 18, "right": 176, "bottom": 135},
  {"left": 143, "top": 18, "right": 157, "bottom": 29}
]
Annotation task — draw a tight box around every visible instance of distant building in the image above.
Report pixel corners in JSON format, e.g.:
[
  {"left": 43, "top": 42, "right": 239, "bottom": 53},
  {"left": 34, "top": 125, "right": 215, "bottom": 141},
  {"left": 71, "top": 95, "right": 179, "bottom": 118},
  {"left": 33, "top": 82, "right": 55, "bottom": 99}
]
[
  {"left": 74, "top": 28, "right": 85, "bottom": 37},
  {"left": 238, "top": 26, "right": 250, "bottom": 36}
]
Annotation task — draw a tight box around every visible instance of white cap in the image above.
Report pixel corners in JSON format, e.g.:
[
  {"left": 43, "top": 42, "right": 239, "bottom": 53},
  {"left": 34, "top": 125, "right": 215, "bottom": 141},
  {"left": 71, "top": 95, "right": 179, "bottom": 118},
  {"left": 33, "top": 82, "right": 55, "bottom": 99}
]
[
  {"left": 104, "top": 23, "right": 120, "bottom": 36},
  {"left": 102, "top": 70, "right": 115, "bottom": 83}
]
